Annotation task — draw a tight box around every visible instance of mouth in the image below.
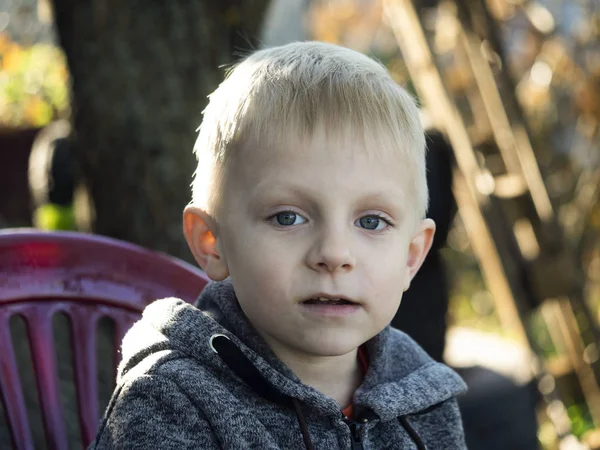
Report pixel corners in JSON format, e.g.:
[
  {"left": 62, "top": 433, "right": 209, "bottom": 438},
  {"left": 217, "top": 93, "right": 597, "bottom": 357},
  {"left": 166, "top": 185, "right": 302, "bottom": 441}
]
[
  {"left": 301, "top": 295, "right": 358, "bottom": 306},
  {"left": 300, "top": 294, "right": 360, "bottom": 317}
]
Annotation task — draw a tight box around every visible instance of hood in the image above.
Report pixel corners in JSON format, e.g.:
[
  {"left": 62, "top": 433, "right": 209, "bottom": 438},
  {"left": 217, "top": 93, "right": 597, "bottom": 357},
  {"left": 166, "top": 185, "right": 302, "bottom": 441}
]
[{"left": 118, "top": 279, "right": 467, "bottom": 421}]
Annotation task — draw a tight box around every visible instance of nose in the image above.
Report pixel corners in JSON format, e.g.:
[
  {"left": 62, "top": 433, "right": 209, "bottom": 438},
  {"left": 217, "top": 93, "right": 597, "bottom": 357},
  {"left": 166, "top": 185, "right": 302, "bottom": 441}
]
[{"left": 306, "top": 225, "right": 355, "bottom": 273}]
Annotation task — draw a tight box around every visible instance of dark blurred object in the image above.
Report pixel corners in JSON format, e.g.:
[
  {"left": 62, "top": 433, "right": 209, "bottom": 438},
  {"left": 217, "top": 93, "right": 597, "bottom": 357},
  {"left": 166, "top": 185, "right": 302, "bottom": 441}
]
[
  {"left": 0, "top": 127, "right": 40, "bottom": 228},
  {"left": 28, "top": 120, "right": 74, "bottom": 208},
  {"left": 27, "top": 120, "right": 79, "bottom": 231},
  {"left": 457, "top": 366, "right": 539, "bottom": 450},
  {"left": 392, "top": 129, "right": 455, "bottom": 362}
]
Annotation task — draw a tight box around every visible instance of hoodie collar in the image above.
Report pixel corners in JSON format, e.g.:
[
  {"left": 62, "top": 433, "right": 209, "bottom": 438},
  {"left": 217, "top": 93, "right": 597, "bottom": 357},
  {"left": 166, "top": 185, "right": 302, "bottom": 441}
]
[{"left": 194, "top": 279, "right": 300, "bottom": 380}]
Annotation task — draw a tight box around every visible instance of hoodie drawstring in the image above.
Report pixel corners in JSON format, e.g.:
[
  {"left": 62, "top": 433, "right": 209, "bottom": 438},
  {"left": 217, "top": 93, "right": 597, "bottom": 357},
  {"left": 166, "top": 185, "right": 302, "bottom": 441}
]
[
  {"left": 292, "top": 398, "right": 315, "bottom": 450},
  {"left": 210, "top": 334, "right": 315, "bottom": 450},
  {"left": 399, "top": 416, "right": 427, "bottom": 450}
]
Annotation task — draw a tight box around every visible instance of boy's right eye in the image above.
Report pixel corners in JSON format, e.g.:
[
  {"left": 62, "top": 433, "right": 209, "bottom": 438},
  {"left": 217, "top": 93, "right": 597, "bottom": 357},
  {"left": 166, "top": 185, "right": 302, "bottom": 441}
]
[{"left": 271, "top": 211, "right": 307, "bottom": 226}]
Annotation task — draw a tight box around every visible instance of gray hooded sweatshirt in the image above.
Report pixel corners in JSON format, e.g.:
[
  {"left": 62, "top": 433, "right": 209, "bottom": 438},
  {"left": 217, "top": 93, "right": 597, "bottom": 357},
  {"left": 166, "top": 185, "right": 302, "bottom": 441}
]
[{"left": 90, "top": 280, "right": 467, "bottom": 449}]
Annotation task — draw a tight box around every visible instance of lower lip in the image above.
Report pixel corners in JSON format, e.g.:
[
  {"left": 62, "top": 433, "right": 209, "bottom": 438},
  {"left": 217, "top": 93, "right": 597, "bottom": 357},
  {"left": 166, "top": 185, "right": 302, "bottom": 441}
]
[{"left": 300, "top": 303, "right": 361, "bottom": 317}]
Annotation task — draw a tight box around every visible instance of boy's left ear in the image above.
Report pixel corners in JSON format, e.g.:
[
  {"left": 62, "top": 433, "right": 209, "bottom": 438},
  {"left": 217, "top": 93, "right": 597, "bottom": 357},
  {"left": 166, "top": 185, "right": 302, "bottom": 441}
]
[{"left": 403, "top": 218, "right": 436, "bottom": 292}]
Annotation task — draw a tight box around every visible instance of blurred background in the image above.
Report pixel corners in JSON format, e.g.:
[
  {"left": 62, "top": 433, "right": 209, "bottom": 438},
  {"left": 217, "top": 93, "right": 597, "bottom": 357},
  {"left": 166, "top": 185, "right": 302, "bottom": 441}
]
[{"left": 0, "top": 0, "right": 599, "bottom": 449}]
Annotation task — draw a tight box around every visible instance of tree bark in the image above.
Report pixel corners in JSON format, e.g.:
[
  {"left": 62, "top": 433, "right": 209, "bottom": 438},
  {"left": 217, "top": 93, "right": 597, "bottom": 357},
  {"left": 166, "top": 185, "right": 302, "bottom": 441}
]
[{"left": 50, "top": 0, "right": 271, "bottom": 260}]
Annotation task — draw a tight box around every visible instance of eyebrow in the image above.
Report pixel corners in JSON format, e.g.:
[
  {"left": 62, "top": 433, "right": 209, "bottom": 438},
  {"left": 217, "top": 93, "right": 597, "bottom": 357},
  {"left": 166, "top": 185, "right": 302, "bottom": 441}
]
[
  {"left": 249, "top": 181, "right": 407, "bottom": 217},
  {"left": 353, "top": 191, "right": 406, "bottom": 219},
  {"left": 248, "top": 183, "right": 320, "bottom": 210}
]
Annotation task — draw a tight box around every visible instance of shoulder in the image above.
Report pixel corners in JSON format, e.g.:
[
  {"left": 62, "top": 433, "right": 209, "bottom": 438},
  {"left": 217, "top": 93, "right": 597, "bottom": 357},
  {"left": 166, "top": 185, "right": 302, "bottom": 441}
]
[
  {"left": 114, "top": 355, "right": 212, "bottom": 418},
  {"left": 90, "top": 368, "right": 220, "bottom": 449},
  {"left": 118, "top": 296, "right": 226, "bottom": 381},
  {"left": 119, "top": 349, "right": 224, "bottom": 403}
]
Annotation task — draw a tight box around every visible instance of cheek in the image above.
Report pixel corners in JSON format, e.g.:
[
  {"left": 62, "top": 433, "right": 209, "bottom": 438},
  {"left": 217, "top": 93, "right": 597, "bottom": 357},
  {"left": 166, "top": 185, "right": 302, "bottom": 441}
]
[
  {"left": 362, "top": 242, "right": 410, "bottom": 297},
  {"left": 231, "top": 233, "right": 294, "bottom": 273},
  {"left": 224, "top": 233, "right": 293, "bottom": 295},
  {"left": 363, "top": 235, "right": 409, "bottom": 272}
]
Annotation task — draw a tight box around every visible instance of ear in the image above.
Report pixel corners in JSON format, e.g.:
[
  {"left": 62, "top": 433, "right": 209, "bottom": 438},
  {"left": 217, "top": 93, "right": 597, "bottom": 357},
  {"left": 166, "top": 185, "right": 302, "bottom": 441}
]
[
  {"left": 403, "top": 218, "right": 436, "bottom": 292},
  {"left": 183, "top": 206, "right": 229, "bottom": 281}
]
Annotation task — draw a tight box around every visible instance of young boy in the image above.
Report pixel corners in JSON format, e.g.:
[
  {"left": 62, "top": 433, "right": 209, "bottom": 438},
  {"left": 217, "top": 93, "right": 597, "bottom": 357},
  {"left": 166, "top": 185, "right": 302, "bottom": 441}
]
[{"left": 90, "top": 41, "right": 467, "bottom": 449}]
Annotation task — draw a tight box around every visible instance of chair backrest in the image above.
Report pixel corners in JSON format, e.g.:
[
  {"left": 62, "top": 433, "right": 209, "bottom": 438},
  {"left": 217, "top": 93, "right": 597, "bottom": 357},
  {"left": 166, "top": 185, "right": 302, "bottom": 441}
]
[{"left": 0, "top": 230, "right": 210, "bottom": 449}]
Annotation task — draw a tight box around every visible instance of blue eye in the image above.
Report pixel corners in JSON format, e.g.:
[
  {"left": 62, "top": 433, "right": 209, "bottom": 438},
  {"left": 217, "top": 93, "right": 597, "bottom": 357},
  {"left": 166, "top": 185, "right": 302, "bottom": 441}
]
[
  {"left": 273, "top": 212, "right": 307, "bottom": 226},
  {"left": 356, "top": 215, "right": 389, "bottom": 231}
]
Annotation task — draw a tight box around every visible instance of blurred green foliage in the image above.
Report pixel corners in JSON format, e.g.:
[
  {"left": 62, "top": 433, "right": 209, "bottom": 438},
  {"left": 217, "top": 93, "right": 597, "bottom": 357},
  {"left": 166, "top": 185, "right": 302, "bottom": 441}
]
[
  {"left": 33, "top": 203, "right": 75, "bottom": 231},
  {"left": 0, "top": 32, "right": 70, "bottom": 127}
]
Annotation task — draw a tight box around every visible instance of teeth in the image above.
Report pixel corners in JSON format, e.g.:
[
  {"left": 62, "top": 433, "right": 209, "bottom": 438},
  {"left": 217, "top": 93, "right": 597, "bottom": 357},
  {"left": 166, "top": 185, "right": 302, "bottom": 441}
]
[{"left": 317, "top": 297, "right": 339, "bottom": 302}]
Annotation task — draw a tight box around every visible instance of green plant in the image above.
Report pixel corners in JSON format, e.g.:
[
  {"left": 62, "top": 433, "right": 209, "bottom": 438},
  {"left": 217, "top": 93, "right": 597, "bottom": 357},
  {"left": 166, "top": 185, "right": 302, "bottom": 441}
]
[{"left": 0, "top": 32, "right": 70, "bottom": 127}]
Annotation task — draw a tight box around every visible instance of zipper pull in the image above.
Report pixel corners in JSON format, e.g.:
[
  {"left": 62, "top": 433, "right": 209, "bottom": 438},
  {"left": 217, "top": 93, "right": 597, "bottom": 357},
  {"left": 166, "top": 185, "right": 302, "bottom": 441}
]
[
  {"left": 345, "top": 417, "right": 371, "bottom": 450},
  {"left": 350, "top": 422, "right": 363, "bottom": 450},
  {"left": 343, "top": 411, "right": 373, "bottom": 450}
]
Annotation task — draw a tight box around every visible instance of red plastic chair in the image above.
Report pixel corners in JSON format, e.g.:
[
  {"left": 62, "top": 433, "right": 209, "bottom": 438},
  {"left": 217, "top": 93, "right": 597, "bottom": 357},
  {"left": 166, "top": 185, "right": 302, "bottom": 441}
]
[{"left": 0, "top": 230, "right": 210, "bottom": 449}]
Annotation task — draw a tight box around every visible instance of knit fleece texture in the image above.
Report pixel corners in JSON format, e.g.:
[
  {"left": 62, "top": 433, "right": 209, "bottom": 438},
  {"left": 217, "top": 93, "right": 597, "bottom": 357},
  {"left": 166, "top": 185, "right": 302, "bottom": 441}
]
[{"left": 89, "top": 280, "right": 468, "bottom": 449}]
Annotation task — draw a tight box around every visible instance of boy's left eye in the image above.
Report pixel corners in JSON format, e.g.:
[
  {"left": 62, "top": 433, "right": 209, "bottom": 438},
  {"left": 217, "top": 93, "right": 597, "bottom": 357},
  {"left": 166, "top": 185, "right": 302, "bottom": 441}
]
[{"left": 355, "top": 215, "right": 390, "bottom": 231}]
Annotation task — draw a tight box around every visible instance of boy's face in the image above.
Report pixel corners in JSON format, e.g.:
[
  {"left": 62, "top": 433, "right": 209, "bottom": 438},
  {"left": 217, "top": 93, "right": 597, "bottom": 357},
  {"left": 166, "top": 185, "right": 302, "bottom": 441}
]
[{"left": 186, "top": 127, "right": 434, "bottom": 361}]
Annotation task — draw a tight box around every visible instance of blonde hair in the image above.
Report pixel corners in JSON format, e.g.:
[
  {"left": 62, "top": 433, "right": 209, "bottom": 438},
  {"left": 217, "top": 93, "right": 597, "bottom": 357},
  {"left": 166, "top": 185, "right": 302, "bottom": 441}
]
[{"left": 192, "top": 41, "right": 428, "bottom": 220}]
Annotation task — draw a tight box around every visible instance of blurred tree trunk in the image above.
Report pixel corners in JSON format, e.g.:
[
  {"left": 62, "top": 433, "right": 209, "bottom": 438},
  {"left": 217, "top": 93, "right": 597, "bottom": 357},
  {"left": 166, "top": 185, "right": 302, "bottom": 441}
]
[{"left": 49, "top": 0, "right": 271, "bottom": 260}]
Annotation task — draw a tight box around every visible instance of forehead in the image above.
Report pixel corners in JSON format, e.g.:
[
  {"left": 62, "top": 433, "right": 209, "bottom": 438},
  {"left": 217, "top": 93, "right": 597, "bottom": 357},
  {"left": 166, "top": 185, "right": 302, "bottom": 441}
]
[{"left": 225, "top": 126, "right": 414, "bottom": 204}]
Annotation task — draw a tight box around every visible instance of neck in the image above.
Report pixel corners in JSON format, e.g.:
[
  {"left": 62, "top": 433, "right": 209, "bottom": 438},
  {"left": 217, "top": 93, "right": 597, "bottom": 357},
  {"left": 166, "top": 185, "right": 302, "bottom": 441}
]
[{"left": 267, "top": 342, "right": 363, "bottom": 408}]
